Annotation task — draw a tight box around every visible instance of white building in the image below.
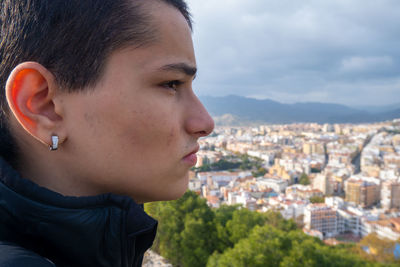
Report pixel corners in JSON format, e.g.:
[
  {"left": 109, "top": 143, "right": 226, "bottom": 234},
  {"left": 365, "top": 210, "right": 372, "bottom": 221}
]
[
  {"left": 337, "top": 209, "right": 361, "bottom": 235},
  {"left": 280, "top": 200, "right": 307, "bottom": 220},
  {"left": 197, "top": 171, "right": 251, "bottom": 184},
  {"left": 381, "top": 180, "right": 400, "bottom": 210},
  {"left": 304, "top": 204, "right": 338, "bottom": 238},
  {"left": 313, "top": 174, "right": 333, "bottom": 195},
  {"left": 362, "top": 218, "right": 400, "bottom": 241},
  {"left": 325, "top": 196, "right": 345, "bottom": 209},
  {"left": 256, "top": 178, "right": 288, "bottom": 193}
]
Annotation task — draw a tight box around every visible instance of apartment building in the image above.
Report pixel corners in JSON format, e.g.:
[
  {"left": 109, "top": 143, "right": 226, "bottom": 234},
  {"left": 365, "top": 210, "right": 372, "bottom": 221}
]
[
  {"left": 345, "top": 178, "right": 380, "bottom": 208},
  {"left": 381, "top": 180, "right": 400, "bottom": 210},
  {"left": 303, "top": 142, "right": 325, "bottom": 155},
  {"left": 304, "top": 204, "right": 337, "bottom": 238},
  {"left": 337, "top": 209, "right": 361, "bottom": 236}
]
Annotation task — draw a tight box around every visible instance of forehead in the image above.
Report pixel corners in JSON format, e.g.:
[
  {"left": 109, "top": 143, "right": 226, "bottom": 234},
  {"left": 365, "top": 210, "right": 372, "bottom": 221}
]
[
  {"left": 100, "top": 1, "right": 196, "bottom": 80},
  {"left": 125, "top": 1, "right": 196, "bottom": 72},
  {"left": 144, "top": 1, "right": 195, "bottom": 67}
]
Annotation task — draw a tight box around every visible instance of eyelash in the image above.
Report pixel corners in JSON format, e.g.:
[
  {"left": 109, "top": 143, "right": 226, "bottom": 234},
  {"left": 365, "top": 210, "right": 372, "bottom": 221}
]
[{"left": 162, "top": 80, "right": 184, "bottom": 91}]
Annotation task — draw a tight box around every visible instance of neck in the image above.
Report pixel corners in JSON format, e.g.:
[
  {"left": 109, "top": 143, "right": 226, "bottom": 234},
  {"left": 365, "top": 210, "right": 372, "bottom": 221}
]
[{"left": 17, "top": 141, "right": 100, "bottom": 197}]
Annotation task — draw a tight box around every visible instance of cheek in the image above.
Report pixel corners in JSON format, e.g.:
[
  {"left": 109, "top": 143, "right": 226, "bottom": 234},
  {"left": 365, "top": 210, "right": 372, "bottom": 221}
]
[
  {"left": 120, "top": 107, "right": 178, "bottom": 152},
  {"left": 167, "top": 126, "right": 177, "bottom": 147},
  {"left": 95, "top": 89, "right": 181, "bottom": 157}
]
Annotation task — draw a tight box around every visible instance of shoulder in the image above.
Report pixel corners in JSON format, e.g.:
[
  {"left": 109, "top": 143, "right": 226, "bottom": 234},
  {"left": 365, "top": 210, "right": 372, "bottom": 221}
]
[{"left": 0, "top": 242, "right": 56, "bottom": 267}]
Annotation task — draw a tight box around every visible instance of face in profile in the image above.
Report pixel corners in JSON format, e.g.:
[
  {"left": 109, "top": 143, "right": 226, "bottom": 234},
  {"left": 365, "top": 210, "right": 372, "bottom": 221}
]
[{"left": 58, "top": 2, "right": 214, "bottom": 203}]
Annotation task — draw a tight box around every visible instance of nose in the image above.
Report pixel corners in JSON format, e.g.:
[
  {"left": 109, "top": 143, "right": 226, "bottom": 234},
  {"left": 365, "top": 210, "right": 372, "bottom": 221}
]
[{"left": 184, "top": 94, "right": 214, "bottom": 138}]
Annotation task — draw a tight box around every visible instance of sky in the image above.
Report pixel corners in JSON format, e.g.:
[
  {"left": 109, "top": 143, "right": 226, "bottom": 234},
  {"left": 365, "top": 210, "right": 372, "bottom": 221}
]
[{"left": 186, "top": 0, "right": 400, "bottom": 107}]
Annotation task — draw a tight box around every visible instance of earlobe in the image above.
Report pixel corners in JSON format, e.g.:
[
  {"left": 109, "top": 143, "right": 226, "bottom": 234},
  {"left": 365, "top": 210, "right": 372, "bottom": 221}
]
[{"left": 5, "top": 62, "right": 66, "bottom": 148}]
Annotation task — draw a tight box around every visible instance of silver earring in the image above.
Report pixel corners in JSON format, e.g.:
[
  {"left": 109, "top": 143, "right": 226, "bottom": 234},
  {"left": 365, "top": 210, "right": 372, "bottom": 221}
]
[{"left": 49, "top": 135, "right": 59, "bottom": 151}]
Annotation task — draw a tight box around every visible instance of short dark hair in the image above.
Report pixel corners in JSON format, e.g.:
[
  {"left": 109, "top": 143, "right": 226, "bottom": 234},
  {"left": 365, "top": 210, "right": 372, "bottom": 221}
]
[{"left": 0, "top": 0, "right": 192, "bottom": 165}]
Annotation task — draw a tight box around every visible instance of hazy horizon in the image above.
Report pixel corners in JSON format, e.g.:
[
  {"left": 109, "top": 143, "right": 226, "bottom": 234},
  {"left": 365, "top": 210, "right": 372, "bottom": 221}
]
[{"left": 199, "top": 94, "right": 400, "bottom": 109}]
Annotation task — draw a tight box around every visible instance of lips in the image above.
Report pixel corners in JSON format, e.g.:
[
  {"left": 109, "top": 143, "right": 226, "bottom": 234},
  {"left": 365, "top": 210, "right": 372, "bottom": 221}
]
[{"left": 182, "top": 145, "right": 199, "bottom": 166}]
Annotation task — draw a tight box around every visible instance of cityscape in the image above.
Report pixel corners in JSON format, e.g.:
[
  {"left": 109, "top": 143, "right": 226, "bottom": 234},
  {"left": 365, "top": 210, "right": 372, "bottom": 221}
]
[
  {"left": 144, "top": 118, "right": 400, "bottom": 267},
  {"left": 193, "top": 119, "right": 400, "bottom": 243}
]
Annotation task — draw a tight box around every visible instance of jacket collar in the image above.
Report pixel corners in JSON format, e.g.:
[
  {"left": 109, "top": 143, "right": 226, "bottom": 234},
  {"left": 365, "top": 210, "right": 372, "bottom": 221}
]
[{"left": 0, "top": 157, "right": 157, "bottom": 267}]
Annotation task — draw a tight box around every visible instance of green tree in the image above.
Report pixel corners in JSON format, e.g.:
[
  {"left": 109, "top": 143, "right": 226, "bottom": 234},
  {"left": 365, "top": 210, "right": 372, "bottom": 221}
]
[
  {"left": 193, "top": 159, "right": 241, "bottom": 172},
  {"left": 181, "top": 217, "right": 216, "bottom": 267},
  {"left": 252, "top": 167, "right": 267, "bottom": 177},
  {"left": 280, "top": 238, "right": 376, "bottom": 267},
  {"left": 309, "top": 196, "right": 325, "bottom": 203},
  {"left": 145, "top": 191, "right": 217, "bottom": 267},
  {"left": 239, "top": 154, "right": 252, "bottom": 170},
  {"left": 207, "top": 225, "right": 288, "bottom": 267},
  {"left": 213, "top": 205, "right": 239, "bottom": 252},
  {"left": 208, "top": 221, "right": 379, "bottom": 267},
  {"left": 154, "top": 202, "right": 182, "bottom": 262},
  {"left": 263, "top": 210, "right": 297, "bottom": 232},
  {"left": 299, "top": 173, "right": 311, "bottom": 185},
  {"left": 226, "top": 208, "right": 266, "bottom": 244}
]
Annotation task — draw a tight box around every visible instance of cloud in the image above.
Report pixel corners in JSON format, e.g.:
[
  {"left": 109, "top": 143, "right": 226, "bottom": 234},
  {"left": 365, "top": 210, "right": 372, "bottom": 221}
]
[
  {"left": 340, "top": 56, "right": 394, "bottom": 73},
  {"left": 186, "top": 0, "right": 400, "bottom": 106}
]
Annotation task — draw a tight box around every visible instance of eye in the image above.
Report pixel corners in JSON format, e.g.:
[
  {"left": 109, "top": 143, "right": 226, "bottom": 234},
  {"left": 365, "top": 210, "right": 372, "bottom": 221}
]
[{"left": 162, "top": 80, "right": 183, "bottom": 91}]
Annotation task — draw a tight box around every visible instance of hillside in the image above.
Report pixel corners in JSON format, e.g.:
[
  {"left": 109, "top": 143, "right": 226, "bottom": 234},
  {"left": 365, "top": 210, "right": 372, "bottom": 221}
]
[{"left": 199, "top": 95, "right": 400, "bottom": 125}]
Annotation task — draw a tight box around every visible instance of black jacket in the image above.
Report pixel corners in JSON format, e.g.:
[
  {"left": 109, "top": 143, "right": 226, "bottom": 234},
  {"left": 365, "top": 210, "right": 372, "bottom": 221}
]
[{"left": 0, "top": 157, "right": 157, "bottom": 267}]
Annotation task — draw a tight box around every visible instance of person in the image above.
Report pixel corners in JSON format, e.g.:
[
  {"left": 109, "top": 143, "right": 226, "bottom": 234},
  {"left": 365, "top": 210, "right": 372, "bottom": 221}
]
[{"left": 0, "top": 0, "right": 214, "bottom": 266}]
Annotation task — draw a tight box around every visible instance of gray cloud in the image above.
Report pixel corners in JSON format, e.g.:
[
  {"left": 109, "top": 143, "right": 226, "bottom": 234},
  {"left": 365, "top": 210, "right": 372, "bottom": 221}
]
[{"left": 186, "top": 0, "right": 400, "bottom": 106}]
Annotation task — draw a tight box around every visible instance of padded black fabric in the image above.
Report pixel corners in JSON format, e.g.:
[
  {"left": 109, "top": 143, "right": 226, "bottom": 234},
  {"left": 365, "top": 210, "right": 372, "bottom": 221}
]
[
  {"left": 0, "top": 241, "right": 55, "bottom": 266},
  {"left": 0, "top": 157, "right": 157, "bottom": 267}
]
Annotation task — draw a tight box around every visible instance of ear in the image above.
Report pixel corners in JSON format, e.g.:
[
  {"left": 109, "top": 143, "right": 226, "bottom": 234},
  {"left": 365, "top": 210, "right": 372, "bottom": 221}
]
[{"left": 5, "top": 62, "right": 66, "bottom": 148}]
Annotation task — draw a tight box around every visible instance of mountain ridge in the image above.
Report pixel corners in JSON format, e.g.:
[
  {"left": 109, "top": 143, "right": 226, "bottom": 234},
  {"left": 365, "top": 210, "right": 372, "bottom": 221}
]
[{"left": 199, "top": 95, "right": 400, "bottom": 125}]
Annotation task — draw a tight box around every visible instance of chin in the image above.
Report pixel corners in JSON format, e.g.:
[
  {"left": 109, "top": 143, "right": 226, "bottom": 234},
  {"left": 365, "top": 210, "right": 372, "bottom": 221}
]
[
  {"left": 142, "top": 175, "right": 189, "bottom": 203},
  {"left": 160, "top": 184, "right": 188, "bottom": 202}
]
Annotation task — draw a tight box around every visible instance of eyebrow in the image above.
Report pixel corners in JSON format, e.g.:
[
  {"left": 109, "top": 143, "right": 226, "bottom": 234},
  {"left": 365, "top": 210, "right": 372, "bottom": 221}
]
[{"left": 159, "top": 63, "right": 197, "bottom": 77}]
